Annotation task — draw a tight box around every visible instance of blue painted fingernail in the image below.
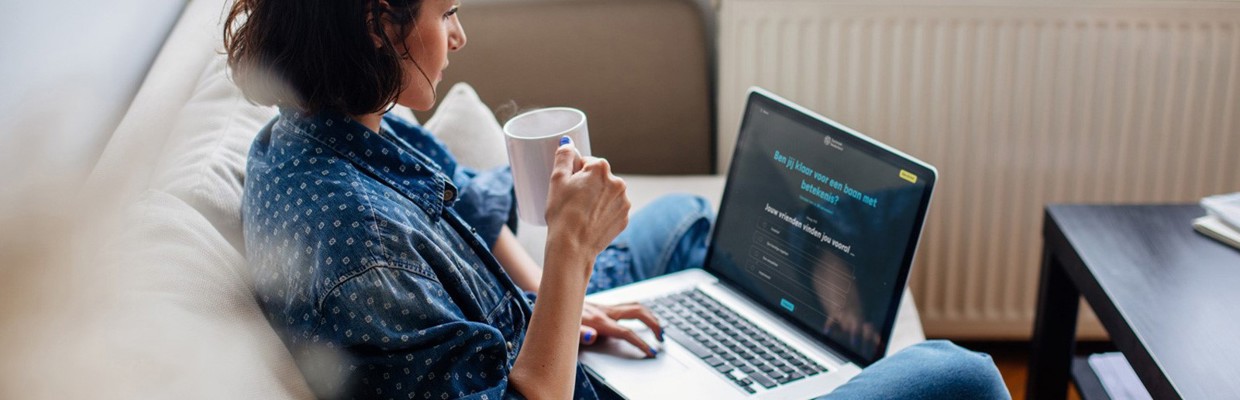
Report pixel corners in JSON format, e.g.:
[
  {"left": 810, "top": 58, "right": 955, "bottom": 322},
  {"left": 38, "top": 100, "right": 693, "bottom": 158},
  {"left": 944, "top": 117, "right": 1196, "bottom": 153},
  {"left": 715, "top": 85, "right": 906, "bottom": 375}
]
[
  {"left": 650, "top": 348, "right": 658, "bottom": 357},
  {"left": 584, "top": 331, "right": 593, "bottom": 342},
  {"left": 560, "top": 136, "right": 571, "bottom": 146}
]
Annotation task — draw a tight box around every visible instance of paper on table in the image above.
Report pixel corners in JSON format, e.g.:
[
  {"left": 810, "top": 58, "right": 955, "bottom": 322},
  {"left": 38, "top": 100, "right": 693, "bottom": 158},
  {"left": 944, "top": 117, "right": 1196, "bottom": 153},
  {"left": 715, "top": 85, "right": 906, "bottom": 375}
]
[
  {"left": 1202, "top": 192, "right": 1240, "bottom": 233},
  {"left": 1088, "top": 352, "right": 1152, "bottom": 400},
  {"left": 1193, "top": 215, "right": 1240, "bottom": 250}
]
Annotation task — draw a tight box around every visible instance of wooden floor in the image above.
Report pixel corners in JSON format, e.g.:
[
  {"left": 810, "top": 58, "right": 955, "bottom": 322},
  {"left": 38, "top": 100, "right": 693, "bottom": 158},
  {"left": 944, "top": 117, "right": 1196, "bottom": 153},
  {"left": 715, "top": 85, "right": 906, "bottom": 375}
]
[{"left": 955, "top": 341, "right": 1116, "bottom": 400}]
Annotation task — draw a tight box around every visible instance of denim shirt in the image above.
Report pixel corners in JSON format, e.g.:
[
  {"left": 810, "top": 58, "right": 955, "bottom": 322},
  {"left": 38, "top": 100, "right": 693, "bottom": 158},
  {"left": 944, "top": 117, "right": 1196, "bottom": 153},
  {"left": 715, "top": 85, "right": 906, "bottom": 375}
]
[{"left": 242, "top": 109, "right": 599, "bottom": 400}]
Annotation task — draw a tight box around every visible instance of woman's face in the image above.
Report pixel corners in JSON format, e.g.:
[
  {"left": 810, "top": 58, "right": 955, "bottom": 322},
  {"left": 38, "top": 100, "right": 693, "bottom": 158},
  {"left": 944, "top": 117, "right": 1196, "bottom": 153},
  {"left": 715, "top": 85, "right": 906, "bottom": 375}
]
[{"left": 396, "top": 0, "right": 466, "bottom": 111}]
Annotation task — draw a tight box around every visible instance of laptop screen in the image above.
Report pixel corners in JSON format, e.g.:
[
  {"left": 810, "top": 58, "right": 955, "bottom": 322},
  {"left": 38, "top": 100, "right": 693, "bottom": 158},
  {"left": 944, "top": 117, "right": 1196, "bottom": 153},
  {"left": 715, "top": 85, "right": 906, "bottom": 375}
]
[{"left": 705, "top": 90, "right": 936, "bottom": 365}]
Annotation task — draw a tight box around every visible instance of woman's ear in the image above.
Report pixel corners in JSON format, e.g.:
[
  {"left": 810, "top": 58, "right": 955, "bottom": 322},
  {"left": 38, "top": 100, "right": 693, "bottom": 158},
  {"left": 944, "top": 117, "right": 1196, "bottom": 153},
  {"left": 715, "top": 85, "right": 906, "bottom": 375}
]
[{"left": 367, "top": 0, "right": 394, "bottom": 49}]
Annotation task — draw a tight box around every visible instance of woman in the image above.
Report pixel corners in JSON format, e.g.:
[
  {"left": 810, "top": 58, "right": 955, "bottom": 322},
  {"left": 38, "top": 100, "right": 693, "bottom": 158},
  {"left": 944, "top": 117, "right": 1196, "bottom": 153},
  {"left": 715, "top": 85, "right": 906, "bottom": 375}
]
[{"left": 226, "top": 0, "right": 1009, "bottom": 399}]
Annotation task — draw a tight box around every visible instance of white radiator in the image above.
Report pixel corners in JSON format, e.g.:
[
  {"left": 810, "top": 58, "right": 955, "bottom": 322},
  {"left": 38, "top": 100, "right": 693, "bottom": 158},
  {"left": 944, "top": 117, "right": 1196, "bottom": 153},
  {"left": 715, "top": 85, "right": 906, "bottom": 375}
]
[{"left": 719, "top": 0, "right": 1240, "bottom": 339}]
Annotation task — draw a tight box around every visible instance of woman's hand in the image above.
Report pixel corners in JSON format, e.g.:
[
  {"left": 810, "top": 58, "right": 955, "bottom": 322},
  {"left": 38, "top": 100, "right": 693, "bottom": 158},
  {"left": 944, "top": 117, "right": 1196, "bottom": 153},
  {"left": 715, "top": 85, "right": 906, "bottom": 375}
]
[
  {"left": 543, "top": 139, "right": 631, "bottom": 279},
  {"left": 578, "top": 302, "right": 664, "bottom": 358},
  {"left": 510, "top": 140, "right": 631, "bottom": 399}
]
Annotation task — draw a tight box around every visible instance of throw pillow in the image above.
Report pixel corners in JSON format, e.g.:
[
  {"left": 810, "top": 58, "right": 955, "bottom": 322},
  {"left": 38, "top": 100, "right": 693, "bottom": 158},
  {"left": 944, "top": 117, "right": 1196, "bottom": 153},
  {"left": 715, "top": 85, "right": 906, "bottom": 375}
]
[{"left": 424, "top": 82, "right": 509, "bottom": 170}]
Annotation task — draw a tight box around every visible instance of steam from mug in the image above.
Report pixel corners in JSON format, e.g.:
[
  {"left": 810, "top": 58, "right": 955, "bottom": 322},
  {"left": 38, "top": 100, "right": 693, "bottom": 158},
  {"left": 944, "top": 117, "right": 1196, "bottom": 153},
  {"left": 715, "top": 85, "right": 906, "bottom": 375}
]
[{"left": 502, "top": 107, "right": 592, "bottom": 226}]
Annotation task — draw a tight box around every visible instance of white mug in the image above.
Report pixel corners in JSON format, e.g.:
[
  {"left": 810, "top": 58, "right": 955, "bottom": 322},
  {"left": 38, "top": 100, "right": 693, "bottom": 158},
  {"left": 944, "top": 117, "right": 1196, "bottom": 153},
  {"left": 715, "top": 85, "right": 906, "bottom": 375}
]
[{"left": 503, "top": 107, "right": 592, "bottom": 226}]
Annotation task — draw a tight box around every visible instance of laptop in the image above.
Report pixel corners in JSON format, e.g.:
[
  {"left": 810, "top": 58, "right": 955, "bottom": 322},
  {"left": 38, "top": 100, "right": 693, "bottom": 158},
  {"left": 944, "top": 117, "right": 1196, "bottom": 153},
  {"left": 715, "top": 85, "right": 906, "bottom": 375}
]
[{"left": 578, "top": 87, "right": 938, "bottom": 399}]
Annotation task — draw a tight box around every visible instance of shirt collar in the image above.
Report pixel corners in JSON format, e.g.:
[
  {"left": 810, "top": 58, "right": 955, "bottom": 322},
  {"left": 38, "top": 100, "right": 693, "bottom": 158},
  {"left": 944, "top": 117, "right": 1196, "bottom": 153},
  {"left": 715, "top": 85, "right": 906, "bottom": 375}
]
[{"left": 276, "top": 108, "right": 459, "bottom": 219}]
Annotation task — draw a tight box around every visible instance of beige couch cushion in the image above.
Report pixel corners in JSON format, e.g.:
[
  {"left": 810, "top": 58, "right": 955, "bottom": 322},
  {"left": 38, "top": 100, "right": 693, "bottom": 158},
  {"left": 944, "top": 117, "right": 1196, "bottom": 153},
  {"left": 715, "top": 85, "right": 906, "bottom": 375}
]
[
  {"left": 98, "top": 189, "right": 315, "bottom": 398},
  {"left": 424, "top": 82, "right": 510, "bottom": 171},
  {"left": 78, "top": 0, "right": 421, "bottom": 396},
  {"left": 84, "top": 0, "right": 306, "bottom": 395},
  {"left": 432, "top": 0, "right": 715, "bottom": 175}
]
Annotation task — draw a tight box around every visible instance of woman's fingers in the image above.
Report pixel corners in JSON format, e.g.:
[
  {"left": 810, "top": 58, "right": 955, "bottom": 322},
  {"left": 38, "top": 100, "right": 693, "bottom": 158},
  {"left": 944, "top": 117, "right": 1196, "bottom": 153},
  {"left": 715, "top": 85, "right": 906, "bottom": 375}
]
[
  {"left": 604, "top": 321, "right": 657, "bottom": 358},
  {"left": 551, "top": 141, "right": 584, "bottom": 181},
  {"left": 580, "top": 303, "right": 663, "bottom": 357},
  {"left": 545, "top": 147, "right": 630, "bottom": 256},
  {"left": 580, "top": 325, "right": 598, "bottom": 345},
  {"left": 606, "top": 303, "right": 663, "bottom": 342},
  {"left": 582, "top": 156, "right": 611, "bottom": 177}
]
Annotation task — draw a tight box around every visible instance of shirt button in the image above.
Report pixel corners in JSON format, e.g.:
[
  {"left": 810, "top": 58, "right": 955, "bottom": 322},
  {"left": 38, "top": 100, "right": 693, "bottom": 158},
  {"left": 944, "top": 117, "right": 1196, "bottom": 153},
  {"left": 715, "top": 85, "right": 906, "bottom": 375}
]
[{"left": 506, "top": 341, "right": 514, "bottom": 351}]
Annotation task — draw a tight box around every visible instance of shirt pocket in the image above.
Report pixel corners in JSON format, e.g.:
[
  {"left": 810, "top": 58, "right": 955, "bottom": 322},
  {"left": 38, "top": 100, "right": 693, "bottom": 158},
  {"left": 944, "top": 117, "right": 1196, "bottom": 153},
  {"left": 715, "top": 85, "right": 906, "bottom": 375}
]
[
  {"left": 485, "top": 290, "right": 529, "bottom": 360},
  {"left": 447, "top": 250, "right": 506, "bottom": 310}
]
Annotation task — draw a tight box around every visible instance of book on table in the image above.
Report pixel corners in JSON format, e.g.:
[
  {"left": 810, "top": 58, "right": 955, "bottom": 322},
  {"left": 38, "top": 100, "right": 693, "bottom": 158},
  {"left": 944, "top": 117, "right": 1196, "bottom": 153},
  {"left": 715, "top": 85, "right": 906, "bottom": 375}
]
[{"left": 1195, "top": 192, "right": 1240, "bottom": 250}]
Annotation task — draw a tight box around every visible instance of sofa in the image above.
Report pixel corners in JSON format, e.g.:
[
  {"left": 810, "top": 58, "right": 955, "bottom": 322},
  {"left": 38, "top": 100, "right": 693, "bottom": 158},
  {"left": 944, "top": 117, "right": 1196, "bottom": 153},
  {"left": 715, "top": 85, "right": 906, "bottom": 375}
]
[{"left": 21, "top": 0, "right": 924, "bottom": 397}]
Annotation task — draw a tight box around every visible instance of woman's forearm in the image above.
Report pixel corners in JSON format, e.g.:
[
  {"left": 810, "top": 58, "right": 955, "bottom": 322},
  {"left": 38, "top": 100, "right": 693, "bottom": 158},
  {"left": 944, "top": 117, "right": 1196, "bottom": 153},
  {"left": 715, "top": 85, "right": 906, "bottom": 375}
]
[
  {"left": 492, "top": 226, "right": 543, "bottom": 293},
  {"left": 508, "top": 236, "right": 592, "bottom": 399}
]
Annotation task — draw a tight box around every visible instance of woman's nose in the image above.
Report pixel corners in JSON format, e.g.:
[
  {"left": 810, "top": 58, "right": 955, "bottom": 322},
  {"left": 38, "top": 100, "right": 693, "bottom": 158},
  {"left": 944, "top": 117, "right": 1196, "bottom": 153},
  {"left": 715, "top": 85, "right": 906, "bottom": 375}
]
[{"left": 449, "top": 23, "right": 467, "bottom": 51}]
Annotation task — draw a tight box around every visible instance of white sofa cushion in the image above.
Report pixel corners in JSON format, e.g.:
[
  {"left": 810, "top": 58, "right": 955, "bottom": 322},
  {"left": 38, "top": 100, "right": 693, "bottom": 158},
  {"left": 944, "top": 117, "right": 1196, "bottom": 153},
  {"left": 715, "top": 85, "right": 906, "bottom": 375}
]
[
  {"left": 150, "top": 55, "right": 276, "bottom": 251},
  {"left": 96, "top": 189, "right": 316, "bottom": 398},
  {"left": 79, "top": 0, "right": 425, "bottom": 396},
  {"left": 424, "top": 82, "right": 509, "bottom": 170}
]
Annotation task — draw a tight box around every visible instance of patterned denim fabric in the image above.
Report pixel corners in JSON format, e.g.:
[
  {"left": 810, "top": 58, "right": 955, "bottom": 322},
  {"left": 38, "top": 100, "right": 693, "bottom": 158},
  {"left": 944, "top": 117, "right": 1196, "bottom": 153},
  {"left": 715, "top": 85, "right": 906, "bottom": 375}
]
[{"left": 242, "top": 109, "right": 598, "bottom": 400}]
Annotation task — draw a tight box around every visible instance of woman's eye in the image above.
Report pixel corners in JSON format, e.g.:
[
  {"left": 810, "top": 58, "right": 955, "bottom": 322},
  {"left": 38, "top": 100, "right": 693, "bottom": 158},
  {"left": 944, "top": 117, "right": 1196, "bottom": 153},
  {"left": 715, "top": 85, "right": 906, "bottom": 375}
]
[{"left": 444, "top": 6, "right": 459, "bottom": 18}]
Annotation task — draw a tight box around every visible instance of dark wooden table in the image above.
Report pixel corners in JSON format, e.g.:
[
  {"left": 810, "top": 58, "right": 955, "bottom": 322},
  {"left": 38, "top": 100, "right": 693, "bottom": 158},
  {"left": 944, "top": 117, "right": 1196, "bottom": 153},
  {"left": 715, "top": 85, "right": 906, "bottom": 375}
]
[{"left": 1027, "top": 204, "right": 1240, "bottom": 400}]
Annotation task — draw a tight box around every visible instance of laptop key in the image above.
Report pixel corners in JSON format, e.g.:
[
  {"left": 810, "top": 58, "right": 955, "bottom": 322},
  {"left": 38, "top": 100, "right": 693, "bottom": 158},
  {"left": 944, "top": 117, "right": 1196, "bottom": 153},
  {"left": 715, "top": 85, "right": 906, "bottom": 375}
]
[
  {"left": 751, "top": 373, "right": 778, "bottom": 388},
  {"left": 661, "top": 289, "right": 824, "bottom": 390},
  {"left": 665, "top": 329, "right": 713, "bottom": 358}
]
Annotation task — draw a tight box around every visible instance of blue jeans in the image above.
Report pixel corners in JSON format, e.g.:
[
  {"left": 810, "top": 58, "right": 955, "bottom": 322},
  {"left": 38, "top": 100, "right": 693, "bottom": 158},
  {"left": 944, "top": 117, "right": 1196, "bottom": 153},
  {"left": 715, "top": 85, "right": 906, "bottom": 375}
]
[
  {"left": 817, "top": 340, "right": 1011, "bottom": 399},
  {"left": 586, "top": 194, "right": 714, "bottom": 294},
  {"left": 586, "top": 194, "right": 1010, "bottom": 400}
]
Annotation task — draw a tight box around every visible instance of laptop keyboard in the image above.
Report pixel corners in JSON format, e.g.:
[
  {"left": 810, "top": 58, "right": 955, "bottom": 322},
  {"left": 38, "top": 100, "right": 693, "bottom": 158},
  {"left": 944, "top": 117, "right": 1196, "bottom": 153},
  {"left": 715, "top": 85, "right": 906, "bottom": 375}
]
[{"left": 644, "top": 289, "right": 829, "bottom": 394}]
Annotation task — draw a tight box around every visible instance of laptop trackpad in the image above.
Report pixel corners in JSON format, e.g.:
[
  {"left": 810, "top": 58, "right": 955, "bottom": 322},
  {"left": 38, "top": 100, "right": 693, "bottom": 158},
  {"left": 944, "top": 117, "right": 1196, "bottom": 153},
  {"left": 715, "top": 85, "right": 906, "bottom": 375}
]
[
  {"left": 581, "top": 324, "right": 688, "bottom": 373},
  {"left": 581, "top": 324, "right": 735, "bottom": 398}
]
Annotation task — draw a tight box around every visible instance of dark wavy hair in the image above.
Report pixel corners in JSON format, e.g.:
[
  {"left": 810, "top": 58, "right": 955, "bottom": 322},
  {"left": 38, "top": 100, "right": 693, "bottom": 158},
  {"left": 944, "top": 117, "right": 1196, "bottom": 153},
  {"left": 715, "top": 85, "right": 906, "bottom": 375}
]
[{"left": 223, "top": 0, "right": 424, "bottom": 115}]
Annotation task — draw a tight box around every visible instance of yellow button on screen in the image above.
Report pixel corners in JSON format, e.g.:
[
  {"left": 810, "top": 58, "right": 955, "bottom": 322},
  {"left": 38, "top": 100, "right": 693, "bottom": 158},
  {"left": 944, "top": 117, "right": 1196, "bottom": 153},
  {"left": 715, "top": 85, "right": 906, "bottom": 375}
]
[{"left": 899, "top": 169, "right": 918, "bottom": 184}]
